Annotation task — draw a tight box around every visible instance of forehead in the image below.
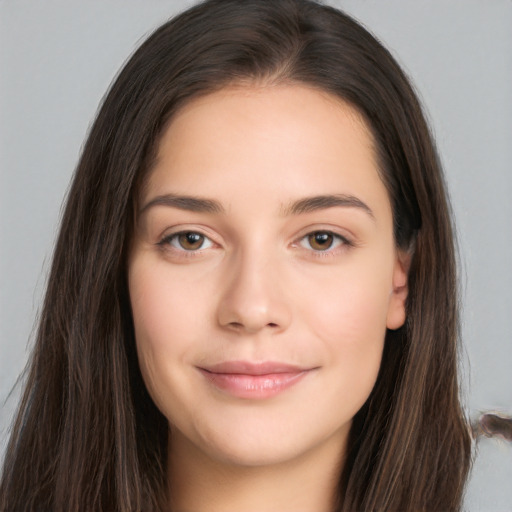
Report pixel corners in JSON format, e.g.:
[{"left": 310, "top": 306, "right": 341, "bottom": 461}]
[
  {"left": 142, "top": 84, "right": 389, "bottom": 219},
  {"left": 159, "top": 84, "right": 374, "bottom": 162}
]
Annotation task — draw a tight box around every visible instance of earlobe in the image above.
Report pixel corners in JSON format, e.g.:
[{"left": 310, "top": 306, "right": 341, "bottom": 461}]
[{"left": 386, "top": 250, "right": 411, "bottom": 330}]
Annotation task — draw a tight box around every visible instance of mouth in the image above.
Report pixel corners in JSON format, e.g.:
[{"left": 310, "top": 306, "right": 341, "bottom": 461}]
[{"left": 197, "top": 361, "right": 315, "bottom": 399}]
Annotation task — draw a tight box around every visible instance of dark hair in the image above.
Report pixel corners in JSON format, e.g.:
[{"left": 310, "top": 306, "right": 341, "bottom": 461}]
[{"left": 0, "top": 0, "right": 472, "bottom": 510}]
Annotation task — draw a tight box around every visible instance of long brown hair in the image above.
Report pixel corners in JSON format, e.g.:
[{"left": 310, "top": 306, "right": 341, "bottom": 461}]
[{"left": 0, "top": 0, "right": 472, "bottom": 510}]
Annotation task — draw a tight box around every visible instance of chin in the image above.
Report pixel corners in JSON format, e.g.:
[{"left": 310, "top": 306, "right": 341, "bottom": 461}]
[
  {"left": 201, "top": 433, "right": 312, "bottom": 468},
  {"left": 174, "top": 411, "right": 352, "bottom": 470}
]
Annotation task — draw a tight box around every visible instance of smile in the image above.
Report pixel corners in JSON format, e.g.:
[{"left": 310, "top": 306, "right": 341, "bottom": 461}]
[{"left": 197, "top": 361, "right": 314, "bottom": 399}]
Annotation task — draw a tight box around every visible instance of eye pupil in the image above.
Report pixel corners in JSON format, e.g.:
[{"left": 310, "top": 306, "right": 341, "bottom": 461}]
[
  {"left": 179, "top": 232, "right": 204, "bottom": 250},
  {"left": 309, "top": 232, "right": 333, "bottom": 251}
]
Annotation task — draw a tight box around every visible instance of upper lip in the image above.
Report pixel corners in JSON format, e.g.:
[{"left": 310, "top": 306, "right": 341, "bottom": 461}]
[{"left": 199, "top": 361, "right": 309, "bottom": 375}]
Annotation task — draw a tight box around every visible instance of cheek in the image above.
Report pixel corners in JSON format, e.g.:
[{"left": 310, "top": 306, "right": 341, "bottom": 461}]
[
  {"left": 128, "top": 259, "right": 208, "bottom": 414},
  {"left": 300, "top": 264, "right": 391, "bottom": 346},
  {"left": 296, "top": 262, "right": 392, "bottom": 396},
  {"left": 129, "top": 259, "right": 211, "bottom": 354}
]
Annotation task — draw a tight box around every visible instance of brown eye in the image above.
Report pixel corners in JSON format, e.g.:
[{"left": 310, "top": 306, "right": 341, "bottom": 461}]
[
  {"left": 307, "top": 232, "right": 334, "bottom": 251},
  {"left": 299, "top": 231, "right": 348, "bottom": 252},
  {"left": 163, "top": 231, "right": 213, "bottom": 251},
  {"left": 178, "top": 232, "right": 206, "bottom": 250}
]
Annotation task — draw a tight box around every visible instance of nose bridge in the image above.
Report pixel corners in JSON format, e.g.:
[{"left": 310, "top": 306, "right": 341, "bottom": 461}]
[{"left": 216, "top": 241, "right": 290, "bottom": 334}]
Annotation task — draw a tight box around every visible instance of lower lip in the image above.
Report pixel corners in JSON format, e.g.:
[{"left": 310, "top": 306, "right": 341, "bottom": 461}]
[{"left": 198, "top": 369, "right": 309, "bottom": 399}]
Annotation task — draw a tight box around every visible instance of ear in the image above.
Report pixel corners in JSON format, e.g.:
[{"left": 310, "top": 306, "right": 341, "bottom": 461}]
[{"left": 386, "top": 250, "right": 411, "bottom": 330}]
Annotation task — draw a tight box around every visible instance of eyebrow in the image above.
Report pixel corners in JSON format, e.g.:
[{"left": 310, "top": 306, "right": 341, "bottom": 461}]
[
  {"left": 139, "top": 192, "right": 374, "bottom": 219},
  {"left": 140, "top": 193, "right": 225, "bottom": 215},
  {"left": 282, "top": 194, "right": 375, "bottom": 219}
]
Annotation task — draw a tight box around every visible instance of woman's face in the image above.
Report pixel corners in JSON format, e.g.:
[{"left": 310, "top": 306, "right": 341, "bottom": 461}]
[{"left": 128, "top": 84, "right": 408, "bottom": 468}]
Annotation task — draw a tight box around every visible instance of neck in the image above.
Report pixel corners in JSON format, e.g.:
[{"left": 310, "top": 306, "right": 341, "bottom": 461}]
[{"left": 167, "top": 429, "right": 346, "bottom": 512}]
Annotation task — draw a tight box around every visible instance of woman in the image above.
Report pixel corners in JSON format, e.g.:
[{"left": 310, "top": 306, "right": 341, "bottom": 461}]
[{"left": 0, "top": 0, "right": 473, "bottom": 510}]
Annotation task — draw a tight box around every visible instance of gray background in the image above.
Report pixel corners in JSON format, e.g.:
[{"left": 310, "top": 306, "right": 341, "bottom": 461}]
[{"left": 1, "top": 1, "right": 511, "bottom": 510}]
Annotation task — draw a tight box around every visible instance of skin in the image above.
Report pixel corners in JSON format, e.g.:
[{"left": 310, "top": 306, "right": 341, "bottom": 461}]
[{"left": 128, "top": 84, "right": 409, "bottom": 512}]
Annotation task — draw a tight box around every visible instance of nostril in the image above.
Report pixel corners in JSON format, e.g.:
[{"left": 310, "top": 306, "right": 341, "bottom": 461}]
[{"left": 226, "top": 321, "right": 280, "bottom": 332}]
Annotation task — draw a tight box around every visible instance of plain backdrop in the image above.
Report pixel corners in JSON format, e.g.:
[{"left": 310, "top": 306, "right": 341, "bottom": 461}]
[{"left": 1, "top": 1, "right": 511, "bottom": 510}]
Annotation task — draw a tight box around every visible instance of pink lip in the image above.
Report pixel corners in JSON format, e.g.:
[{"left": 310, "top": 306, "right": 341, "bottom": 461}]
[{"left": 197, "top": 361, "right": 313, "bottom": 399}]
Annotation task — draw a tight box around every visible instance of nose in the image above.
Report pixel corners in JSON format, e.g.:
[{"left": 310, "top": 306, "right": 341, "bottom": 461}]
[{"left": 216, "top": 249, "right": 292, "bottom": 335}]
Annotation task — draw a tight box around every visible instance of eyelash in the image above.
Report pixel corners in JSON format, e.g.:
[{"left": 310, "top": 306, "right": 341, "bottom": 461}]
[
  {"left": 157, "top": 231, "right": 214, "bottom": 254},
  {"left": 157, "top": 229, "right": 353, "bottom": 259},
  {"left": 297, "top": 231, "right": 353, "bottom": 256}
]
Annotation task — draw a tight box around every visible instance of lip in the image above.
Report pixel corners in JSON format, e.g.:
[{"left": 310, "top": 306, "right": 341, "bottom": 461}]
[{"left": 197, "top": 361, "right": 314, "bottom": 399}]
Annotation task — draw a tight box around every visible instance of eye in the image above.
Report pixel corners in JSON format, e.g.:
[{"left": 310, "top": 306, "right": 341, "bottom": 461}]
[
  {"left": 163, "top": 231, "right": 213, "bottom": 251},
  {"left": 299, "top": 231, "right": 348, "bottom": 252}
]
